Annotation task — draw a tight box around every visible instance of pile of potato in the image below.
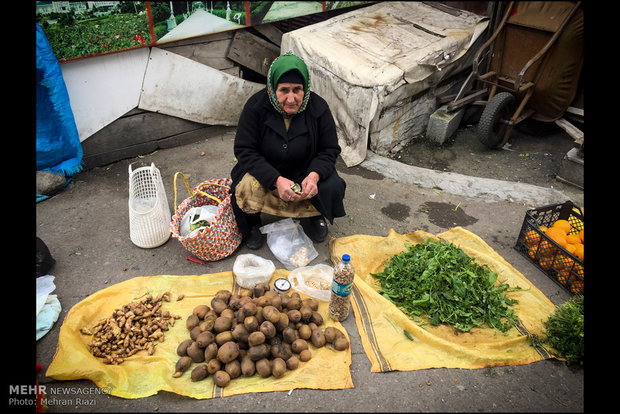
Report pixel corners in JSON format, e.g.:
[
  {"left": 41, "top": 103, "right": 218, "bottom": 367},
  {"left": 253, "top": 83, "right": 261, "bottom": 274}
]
[{"left": 173, "top": 282, "right": 349, "bottom": 387}]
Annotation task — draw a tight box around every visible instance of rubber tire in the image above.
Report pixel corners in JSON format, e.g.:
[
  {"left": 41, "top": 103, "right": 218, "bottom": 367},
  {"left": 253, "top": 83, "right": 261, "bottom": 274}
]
[{"left": 477, "top": 92, "right": 516, "bottom": 148}]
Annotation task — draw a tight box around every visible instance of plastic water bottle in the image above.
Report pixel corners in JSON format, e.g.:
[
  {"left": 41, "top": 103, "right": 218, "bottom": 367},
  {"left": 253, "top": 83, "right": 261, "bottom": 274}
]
[{"left": 329, "top": 254, "right": 354, "bottom": 321}]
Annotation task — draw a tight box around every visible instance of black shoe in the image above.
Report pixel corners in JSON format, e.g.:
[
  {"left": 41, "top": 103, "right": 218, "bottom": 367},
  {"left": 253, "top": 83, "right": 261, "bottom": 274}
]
[
  {"left": 245, "top": 226, "right": 263, "bottom": 250},
  {"left": 308, "top": 216, "right": 328, "bottom": 242}
]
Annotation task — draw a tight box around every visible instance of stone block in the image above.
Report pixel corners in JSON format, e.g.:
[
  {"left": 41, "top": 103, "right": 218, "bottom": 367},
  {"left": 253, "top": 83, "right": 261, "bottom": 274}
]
[
  {"left": 426, "top": 105, "right": 465, "bottom": 145},
  {"left": 557, "top": 147, "right": 584, "bottom": 189}
]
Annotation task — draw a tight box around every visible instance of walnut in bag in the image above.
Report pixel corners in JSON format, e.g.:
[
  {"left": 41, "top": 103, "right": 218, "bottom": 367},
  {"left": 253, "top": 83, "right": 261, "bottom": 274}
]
[{"left": 259, "top": 218, "right": 318, "bottom": 270}]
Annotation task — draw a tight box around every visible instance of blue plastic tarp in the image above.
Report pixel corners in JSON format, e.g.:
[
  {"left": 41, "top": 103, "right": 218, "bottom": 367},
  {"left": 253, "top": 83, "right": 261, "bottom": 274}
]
[{"left": 36, "top": 24, "right": 83, "bottom": 178}]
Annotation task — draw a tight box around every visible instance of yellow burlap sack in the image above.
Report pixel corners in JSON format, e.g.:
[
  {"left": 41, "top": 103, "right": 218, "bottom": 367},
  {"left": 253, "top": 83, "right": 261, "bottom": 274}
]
[
  {"left": 329, "top": 227, "right": 555, "bottom": 372},
  {"left": 46, "top": 270, "right": 353, "bottom": 399}
]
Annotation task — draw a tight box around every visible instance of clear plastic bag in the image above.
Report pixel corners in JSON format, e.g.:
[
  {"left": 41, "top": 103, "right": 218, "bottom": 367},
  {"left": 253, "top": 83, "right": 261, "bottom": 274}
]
[
  {"left": 260, "top": 218, "right": 318, "bottom": 270},
  {"left": 36, "top": 275, "right": 61, "bottom": 340},
  {"left": 288, "top": 264, "right": 334, "bottom": 301},
  {"left": 179, "top": 205, "right": 219, "bottom": 237},
  {"left": 233, "top": 254, "right": 275, "bottom": 288}
]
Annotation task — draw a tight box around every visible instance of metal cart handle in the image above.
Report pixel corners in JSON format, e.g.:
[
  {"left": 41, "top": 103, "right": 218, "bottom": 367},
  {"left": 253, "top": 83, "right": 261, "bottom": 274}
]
[
  {"left": 514, "top": 1, "right": 581, "bottom": 91},
  {"left": 472, "top": 1, "right": 514, "bottom": 79},
  {"left": 474, "top": 1, "right": 582, "bottom": 93}
]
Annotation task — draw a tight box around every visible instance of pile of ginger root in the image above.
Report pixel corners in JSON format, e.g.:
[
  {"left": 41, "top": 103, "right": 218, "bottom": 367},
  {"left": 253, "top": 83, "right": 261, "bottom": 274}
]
[{"left": 80, "top": 291, "right": 182, "bottom": 365}]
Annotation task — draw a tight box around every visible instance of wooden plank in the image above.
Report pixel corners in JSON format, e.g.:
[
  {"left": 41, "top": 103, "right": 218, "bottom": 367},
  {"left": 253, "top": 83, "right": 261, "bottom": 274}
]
[
  {"left": 83, "top": 141, "right": 158, "bottom": 170},
  {"left": 564, "top": 106, "right": 584, "bottom": 124},
  {"left": 555, "top": 118, "right": 583, "bottom": 140},
  {"left": 253, "top": 23, "right": 284, "bottom": 46},
  {"left": 161, "top": 40, "right": 237, "bottom": 70},
  {"left": 158, "top": 125, "right": 235, "bottom": 149},
  {"left": 566, "top": 106, "right": 584, "bottom": 118},
  {"left": 226, "top": 30, "right": 280, "bottom": 77},
  {"left": 159, "top": 30, "right": 238, "bottom": 70},
  {"left": 81, "top": 110, "right": 206, "bottom": 156},
  {"left": 555, "top": 117, "right": 584, "bottom": 147},
  {"left": 82, "top": 124, "right": 234, "bottom": 170},
  {"left": 158, "top": 30, "right": 233, "bottom": 48}
]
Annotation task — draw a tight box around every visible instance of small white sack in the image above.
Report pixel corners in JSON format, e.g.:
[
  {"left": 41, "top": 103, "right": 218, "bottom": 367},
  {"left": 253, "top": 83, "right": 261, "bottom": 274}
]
[
  {"left": 288, "top": 264, "right": 334, "bottom": 301},
  {"left": 233, "top": 254, "right": 276, "bottom": 288},
  {"left": 260, "top": 218, "right": 318, "bottom": 270}
]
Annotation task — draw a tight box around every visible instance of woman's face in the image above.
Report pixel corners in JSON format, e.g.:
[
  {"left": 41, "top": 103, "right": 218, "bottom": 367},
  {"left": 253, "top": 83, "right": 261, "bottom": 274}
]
[{"left": 276, "top": 83, "right": 304, "bottom": 115}]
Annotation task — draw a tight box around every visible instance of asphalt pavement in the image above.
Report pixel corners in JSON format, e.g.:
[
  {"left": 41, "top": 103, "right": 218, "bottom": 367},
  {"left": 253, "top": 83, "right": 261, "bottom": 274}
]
[{"left": 34, "top": 126, "right": 584, "bottom": 412}]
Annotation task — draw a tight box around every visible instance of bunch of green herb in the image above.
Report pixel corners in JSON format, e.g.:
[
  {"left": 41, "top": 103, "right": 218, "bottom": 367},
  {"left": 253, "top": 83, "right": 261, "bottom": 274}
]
[
  {"left": 371, "top": 239, "right": 519, "bottom": 333},
  {"left": 190, "top": 220, "right": 211, "bottom": 232},
  {"left": 542, "top": 295, "right": 584, "bottom": 365}
]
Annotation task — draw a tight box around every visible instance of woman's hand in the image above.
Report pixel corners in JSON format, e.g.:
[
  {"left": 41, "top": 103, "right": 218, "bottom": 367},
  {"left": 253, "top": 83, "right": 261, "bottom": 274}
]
[
  {"left": 300, "top": 172, "right": 319, "bottom": 200},
  {"left": 275, "top": 176, "right": 302, "bottom": 202}
]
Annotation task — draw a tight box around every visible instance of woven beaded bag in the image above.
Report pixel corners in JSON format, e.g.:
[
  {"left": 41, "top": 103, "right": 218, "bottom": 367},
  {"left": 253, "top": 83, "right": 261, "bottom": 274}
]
[{"left": 170, "top": 172, "right": 241, "bottom": 261}]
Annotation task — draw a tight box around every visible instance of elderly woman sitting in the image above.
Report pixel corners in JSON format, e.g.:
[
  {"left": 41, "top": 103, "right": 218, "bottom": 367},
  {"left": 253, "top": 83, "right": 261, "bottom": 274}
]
[{"left": 229, "top": 52, "right": 346, "bottom": 249}]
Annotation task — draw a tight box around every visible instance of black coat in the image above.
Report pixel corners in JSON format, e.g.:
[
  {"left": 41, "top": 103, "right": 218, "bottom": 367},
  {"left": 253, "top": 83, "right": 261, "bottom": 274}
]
[{"left": 230, "top": 88, "right": 346, "bottom": 227}]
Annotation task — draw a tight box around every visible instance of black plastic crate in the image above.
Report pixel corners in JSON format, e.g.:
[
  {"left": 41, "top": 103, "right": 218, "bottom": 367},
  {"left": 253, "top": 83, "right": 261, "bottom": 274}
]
[{"left": 514, "top": 201, "right": 584, "bottom": 295}]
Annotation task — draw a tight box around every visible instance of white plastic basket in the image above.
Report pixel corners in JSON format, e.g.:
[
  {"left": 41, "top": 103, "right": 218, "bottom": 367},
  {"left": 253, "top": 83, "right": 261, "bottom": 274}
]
[{"left": 128, "top": 162, "right": 171, "bottom": 248}]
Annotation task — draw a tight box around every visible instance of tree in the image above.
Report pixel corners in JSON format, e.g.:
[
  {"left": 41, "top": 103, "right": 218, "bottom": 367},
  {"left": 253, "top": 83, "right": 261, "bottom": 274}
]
[
  {"left": 151, "top": 2, "right": 171, "bottom": 22},
  {"left": 119, "top": 2, "right": 145, "bottom": 14},
  {"left": 58, "top": 11, "right": 75, "bottom": 26}
]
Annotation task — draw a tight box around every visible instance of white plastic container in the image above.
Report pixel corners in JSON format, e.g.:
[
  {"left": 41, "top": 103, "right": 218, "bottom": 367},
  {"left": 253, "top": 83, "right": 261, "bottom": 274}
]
[{"left": 128, "top": 162, "right": 171, "bottom": 248}]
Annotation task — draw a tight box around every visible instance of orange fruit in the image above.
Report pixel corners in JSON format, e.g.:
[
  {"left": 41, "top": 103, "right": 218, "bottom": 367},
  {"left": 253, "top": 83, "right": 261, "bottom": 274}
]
[
  {"left": 574, "top": 263, "right": 584, "bottom": 278},
  {"left": 539, "top": 256, "right": 553, "bottom": 270},
  {"left": 546, "top": 227, "right": 568, "bottom": 248},
  {"left": 552, "top": 219, "right": 572, "bottom": 234},
  {"left": 537, "top": 240, "right": 556, "bottom": 257},
  {"left": 579, "top": 229, "right": 584, "bottom": 243},
  {"left": 557, "top": 266, "right": 571, "bottom": 285},
  {"left": 573, "top": 243, "right": 584, "bottom": 261},
  {"left": 524, "top": 229, "right": 541, "bottom": 247},
  {"left": 570, "top": 278, "right": 584, "bottom": 295},
  {"left": 556, "top": 273, "right": 567, "bottom": 285},
  {"left": 555, "top": 252, "right": 574, "bottom": 270},
  {"left": 566, "top": 234, "right": 581, "bottom": 245}
]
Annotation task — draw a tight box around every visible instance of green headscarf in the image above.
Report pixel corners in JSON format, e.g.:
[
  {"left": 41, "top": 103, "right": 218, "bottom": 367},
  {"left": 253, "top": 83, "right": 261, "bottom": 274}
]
[{"left": 267, "top": 51, "right": 311, "bottom": 115}]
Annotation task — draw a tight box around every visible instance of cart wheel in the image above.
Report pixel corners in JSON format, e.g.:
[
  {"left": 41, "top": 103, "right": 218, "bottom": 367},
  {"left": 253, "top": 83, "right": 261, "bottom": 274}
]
[{"left": 478, "top": 92, "right": 516, "bottom": 149}]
